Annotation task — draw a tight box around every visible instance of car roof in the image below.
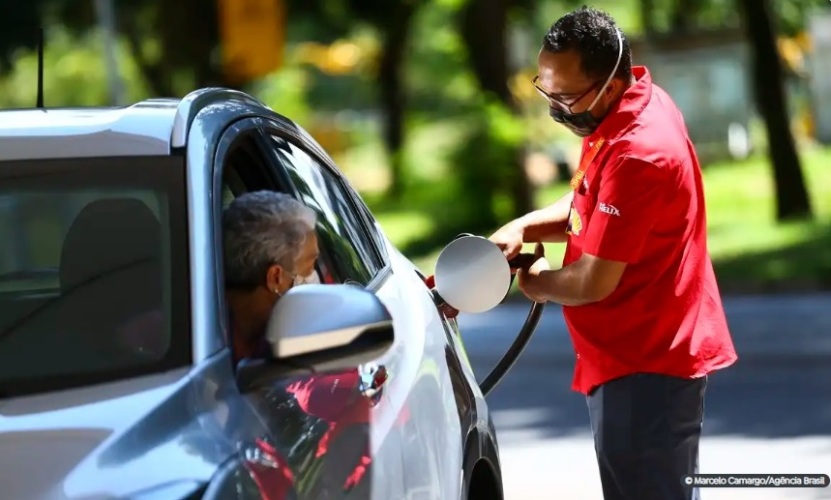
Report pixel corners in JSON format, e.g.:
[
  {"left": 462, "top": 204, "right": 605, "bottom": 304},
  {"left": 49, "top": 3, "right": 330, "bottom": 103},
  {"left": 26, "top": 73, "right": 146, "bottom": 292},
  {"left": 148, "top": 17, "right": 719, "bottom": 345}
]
[
  {"left": 0, "top": 99, "right": 182, "bottom": 161},
  {"left": 0, "top": 89, "right": 274, "bottom": 162}
]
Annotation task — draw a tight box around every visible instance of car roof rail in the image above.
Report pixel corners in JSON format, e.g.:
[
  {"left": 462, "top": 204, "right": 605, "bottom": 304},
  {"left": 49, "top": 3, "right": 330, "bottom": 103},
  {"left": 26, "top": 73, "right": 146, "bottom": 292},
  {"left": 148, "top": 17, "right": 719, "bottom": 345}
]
[
  {"left": 170, "top": 88, "right": 269, "bottom": 148},
  {"left": 134, "top": 98, "right": 181, "bottom": 107}
]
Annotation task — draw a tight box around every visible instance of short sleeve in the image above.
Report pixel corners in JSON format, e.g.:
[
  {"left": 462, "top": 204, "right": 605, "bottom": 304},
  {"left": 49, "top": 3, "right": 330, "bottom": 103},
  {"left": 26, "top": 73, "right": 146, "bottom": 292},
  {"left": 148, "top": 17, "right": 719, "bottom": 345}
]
[{"left": 582, "top": 156, "right": 672, "bottom": 263}]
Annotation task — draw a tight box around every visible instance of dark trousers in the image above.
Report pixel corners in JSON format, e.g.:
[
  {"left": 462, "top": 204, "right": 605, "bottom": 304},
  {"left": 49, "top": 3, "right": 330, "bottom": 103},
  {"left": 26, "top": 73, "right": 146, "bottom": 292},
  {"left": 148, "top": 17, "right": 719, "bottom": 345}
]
[{"left": 587, "top": 373, "right": 707, "bottom": 500}]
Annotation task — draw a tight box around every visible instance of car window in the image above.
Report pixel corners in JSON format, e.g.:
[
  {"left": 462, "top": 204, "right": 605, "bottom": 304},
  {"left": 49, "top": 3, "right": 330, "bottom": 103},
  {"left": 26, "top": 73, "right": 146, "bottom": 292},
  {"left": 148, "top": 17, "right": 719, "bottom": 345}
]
[
  {"left": 221, "top": 138, "right": 260, "bottom": 200},
  {"left": 0, "top": 156, "right": 190, "bottom": 397},
  {"left": 267, "top": 136, "right": 382, "bottom": 285},
  {"left": 354, "top": 191, "right": 389, "bottom": 262}
]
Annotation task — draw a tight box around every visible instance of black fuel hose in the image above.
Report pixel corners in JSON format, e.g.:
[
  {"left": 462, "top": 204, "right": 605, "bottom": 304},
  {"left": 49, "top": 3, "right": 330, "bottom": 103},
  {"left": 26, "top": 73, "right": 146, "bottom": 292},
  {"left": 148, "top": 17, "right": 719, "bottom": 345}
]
[
  {"left": 441, "top": 233, "right": 547, "bottom": 397},
  {"left": 478, "top": 284, "right": 545, "bottom": 396}
]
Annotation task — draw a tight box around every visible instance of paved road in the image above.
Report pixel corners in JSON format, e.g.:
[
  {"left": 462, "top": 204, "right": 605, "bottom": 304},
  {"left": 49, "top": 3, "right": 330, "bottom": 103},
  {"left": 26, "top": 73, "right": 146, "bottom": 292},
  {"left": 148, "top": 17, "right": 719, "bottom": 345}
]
[{"left": 458, "top": 294, "right": 831, "bottom": 500}]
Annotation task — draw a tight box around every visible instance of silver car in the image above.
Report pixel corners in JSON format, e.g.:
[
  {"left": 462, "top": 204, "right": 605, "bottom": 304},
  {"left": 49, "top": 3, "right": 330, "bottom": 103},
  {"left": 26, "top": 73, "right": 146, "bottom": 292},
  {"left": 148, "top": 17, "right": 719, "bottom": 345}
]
[{"left": 0, "top": 89, "right": 504, "bottom": 499}]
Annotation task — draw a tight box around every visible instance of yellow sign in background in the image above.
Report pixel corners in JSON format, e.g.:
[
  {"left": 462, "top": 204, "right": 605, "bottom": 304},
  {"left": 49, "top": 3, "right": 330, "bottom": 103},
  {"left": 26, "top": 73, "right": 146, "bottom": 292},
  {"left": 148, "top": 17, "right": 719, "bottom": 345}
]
[{"left": 217, "top": 0, "right": 284, "bottom": 84}]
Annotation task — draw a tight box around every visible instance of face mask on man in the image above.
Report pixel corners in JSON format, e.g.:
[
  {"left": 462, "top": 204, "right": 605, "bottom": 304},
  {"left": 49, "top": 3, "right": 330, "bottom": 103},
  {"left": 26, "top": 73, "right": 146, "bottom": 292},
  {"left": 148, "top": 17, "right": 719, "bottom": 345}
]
[
  {"left": 292, "top": 270, "right": 320, "bottom": 287},
  {"left": 273, "top": 270, "right": 320, "bottom": 298},
  {"left": 548, "top": 29, "right": 624, "bottom": 137}
]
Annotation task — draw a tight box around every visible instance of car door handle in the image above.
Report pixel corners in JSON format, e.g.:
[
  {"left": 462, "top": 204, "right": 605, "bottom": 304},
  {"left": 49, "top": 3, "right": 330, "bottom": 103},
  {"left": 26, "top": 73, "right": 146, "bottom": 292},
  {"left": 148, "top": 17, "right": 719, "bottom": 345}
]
[{"left": 358, "top": 363, "right": 388, "bottom": 402}]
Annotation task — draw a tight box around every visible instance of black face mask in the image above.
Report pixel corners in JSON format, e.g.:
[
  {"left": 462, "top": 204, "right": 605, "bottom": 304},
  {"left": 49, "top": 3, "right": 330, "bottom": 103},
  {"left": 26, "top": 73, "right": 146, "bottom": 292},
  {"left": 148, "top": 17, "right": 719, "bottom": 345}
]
[{"left": 549, "top": 106, "right": 602, "bottom": 137}]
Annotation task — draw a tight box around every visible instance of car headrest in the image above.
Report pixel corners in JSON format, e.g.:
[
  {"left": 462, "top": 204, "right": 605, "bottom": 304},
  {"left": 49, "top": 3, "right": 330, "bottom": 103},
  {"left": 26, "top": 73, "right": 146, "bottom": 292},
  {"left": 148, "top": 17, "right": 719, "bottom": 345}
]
[{"left": 59, "top": 198, "right": 161, "bottom": 291}]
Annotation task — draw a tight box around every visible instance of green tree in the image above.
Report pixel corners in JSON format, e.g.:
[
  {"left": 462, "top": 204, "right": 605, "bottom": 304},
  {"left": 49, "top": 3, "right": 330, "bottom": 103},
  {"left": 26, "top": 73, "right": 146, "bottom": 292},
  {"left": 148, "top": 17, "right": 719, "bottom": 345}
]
[
  {"left": 738, "top": 0, "right": 812, "bottom": 220},
  {"left": 291, "top": 0, "right": 425, "bottom": 197},
  {"left": 0, "top": 27, "right": 150, "bottom": 108},
  {"left": 454, "top": 0, "right": 536, "bottom": 223},
  {"left": 0, "top": 0, "right": 226, "bottom": 99},
  {"left": 52, "top": 0, "right": 227, "bottom": 97},
  {"left": 636, "top": 0, "right": 816, "bottom": 220}
]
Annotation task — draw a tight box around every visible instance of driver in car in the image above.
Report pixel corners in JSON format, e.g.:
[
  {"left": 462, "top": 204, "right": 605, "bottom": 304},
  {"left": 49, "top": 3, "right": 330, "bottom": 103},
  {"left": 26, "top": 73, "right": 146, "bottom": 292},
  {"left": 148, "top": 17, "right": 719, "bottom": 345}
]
[
  {"left": 222, "top": 190, "right": 320, "bottom": 363},
  {"left": 222, "top": 190, "right": 373, "bottom": 494}
]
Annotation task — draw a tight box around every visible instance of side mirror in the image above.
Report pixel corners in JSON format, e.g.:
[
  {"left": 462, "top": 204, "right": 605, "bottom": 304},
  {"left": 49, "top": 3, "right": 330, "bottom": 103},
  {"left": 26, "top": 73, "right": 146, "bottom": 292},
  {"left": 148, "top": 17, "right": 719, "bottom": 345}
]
[{"left": 236, "top": 284, "right": 394, "bottom": 391}]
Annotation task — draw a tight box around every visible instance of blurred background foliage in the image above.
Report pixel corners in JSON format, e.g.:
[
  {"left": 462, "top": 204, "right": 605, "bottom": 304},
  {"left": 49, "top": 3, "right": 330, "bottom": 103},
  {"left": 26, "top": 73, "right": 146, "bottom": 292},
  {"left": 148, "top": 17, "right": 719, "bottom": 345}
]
[{"left": 0, "top": 0, "right": 830, "bottom": 293}]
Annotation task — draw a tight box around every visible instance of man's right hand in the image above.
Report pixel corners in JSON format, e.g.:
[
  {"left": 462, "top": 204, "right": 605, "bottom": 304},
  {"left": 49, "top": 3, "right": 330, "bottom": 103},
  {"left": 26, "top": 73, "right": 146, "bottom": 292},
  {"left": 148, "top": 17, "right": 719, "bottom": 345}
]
[{"left": 489, "top": 223, "right": 525, "bottom": 261}]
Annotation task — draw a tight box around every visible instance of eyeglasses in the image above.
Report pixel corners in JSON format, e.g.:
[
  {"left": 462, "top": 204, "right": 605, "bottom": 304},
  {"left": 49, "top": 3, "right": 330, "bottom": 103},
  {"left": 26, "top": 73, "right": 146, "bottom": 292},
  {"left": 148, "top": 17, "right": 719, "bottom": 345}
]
[{"left": 532, "top": 75, "right": 603, "bottom": 110}]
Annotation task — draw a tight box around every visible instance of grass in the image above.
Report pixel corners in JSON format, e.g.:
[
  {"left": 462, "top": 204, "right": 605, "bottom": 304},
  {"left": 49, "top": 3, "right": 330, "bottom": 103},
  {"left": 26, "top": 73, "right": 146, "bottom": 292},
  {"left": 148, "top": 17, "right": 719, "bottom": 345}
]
[
  {"left": 702, "top": 146, "right": 831, "bottom": 292},
  {"left": 369, "top": 145, "right": 831, "bottom": 293}
]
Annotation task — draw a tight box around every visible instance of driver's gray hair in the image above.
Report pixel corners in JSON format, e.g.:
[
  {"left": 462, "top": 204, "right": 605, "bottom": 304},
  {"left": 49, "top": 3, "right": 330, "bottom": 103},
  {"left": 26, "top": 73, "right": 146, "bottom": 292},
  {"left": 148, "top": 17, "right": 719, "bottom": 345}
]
[{"left": 223, "top": 190, "right": 317, "bottom": 289}]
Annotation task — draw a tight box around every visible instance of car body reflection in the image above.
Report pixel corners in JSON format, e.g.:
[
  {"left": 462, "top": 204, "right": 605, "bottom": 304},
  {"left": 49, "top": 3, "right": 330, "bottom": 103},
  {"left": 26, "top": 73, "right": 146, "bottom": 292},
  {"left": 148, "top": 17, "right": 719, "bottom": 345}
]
[{"left": 242, "top": 368, "right": 376, "bottom": 499}]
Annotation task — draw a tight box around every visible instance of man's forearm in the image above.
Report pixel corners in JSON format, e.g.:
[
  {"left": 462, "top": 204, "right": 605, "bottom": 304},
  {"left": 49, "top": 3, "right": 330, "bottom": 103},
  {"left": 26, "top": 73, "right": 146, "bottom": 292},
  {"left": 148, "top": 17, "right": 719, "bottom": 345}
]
[
  {"left": 537, "top": 264, "right": 594, "bottom": 306},
  {"left": 515, "top": 191, "right": 573, "bottom": 243},
  {"left": 530, "top": 254, "right": 624, "bottom": 306}
]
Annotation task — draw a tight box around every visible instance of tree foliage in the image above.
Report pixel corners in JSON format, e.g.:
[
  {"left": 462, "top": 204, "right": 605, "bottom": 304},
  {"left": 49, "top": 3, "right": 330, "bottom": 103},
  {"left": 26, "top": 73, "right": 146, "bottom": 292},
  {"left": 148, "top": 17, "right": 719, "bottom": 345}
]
[
  {"left": 52, "top": 0, "right": 223, "bottom": 96},
  {"left": 0, "top": 0, "right": 825, "bottom": 228}
]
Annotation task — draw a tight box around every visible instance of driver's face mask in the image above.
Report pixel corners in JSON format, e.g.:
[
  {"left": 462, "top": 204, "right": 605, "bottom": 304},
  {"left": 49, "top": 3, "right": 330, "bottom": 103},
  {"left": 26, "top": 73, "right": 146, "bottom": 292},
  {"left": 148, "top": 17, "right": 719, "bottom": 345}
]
[
  {"left": 273, "top": 270, "right": 319, "bottom": 298},
  {"left": 292, "top": 270, "right": 320, "bottom": 287},
  {"left": 546, "top": 29, "right": 624, "bottom": 137}
]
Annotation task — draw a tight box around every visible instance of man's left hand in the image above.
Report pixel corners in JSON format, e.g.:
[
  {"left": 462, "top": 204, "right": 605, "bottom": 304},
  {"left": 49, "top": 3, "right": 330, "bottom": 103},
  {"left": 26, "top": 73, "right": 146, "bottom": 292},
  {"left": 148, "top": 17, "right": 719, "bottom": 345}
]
[{"left": 516, "top": 242, "right": 551, "bottom": 303}]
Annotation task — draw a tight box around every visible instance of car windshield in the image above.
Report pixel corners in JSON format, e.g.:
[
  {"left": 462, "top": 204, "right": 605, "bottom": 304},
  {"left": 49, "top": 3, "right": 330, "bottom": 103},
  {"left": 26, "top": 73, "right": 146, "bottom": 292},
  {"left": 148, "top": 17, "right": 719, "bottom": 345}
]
[{"left": 0, "top": 156, "right": 191, "bottom": 397}]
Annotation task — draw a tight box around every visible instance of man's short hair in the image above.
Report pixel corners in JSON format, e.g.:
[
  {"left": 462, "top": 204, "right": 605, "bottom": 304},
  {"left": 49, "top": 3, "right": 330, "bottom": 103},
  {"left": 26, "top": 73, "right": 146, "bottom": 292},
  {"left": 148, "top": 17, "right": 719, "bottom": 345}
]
[
  {"left": 542, "top": 6, "right": 633, "bottom": 82},
  {"left": 223, "top": 190, "right": 317, "bottom": 290}
]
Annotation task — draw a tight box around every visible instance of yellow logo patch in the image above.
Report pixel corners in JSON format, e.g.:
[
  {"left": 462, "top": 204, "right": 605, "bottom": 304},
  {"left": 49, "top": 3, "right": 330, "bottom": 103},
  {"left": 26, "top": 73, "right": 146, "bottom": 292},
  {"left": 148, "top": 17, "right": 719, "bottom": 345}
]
[{"left": 568, "top": 207, "right": 582, "bottom": 236}]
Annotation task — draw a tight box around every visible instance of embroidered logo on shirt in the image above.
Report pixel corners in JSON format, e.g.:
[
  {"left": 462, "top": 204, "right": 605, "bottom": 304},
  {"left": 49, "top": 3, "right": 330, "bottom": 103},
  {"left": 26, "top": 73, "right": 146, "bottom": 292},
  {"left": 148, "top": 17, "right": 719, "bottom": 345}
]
[{"left": 598, "top": 202, "right": 621, "bottom": 217}]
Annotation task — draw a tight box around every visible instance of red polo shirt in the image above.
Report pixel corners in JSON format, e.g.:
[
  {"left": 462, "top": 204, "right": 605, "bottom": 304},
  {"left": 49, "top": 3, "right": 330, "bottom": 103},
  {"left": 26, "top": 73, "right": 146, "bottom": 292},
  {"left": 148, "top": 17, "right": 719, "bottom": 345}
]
[{"left": 562, "top": 66, "right": 737, "bottom": 395}]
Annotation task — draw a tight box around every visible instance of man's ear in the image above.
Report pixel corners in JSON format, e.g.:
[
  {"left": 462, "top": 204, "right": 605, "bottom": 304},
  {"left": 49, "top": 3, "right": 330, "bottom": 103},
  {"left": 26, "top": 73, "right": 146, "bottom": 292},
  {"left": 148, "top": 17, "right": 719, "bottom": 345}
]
[
  {"left": 265, "top": 264, "right": 284, "bottom": 294},
  {"left": 605, "top": 77, "right": 624, "bottom": 101}
]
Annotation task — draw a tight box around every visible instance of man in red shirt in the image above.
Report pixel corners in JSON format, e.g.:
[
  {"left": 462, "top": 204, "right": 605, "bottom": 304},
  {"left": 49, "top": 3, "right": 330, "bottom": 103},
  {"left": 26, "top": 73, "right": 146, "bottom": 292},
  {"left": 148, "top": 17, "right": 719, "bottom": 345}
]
[{"left": 490, "top": 7, "right": 737, "bottom": 500}]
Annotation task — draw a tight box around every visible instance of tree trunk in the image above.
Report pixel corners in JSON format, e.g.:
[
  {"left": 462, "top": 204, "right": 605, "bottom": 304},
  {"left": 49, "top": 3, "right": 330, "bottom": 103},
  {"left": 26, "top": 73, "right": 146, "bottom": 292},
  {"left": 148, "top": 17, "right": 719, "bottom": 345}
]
[
  {"left": 378, "top": 3, "right": 417, "bottom": 197},
  {"left": 118, "top": 0, "right": 228, "bottom": 97},
  {"left": 670, "top": 0, "right": 701, "bottom": 34},
  {"left": 640, "top": 0, "right": 656, "bottom": 36},
  {"left": 459, "top": 0, "right": 534, "bottom": 219},
  {"left": 460, "top": 0, "right": 513, "bottom": 106},
  {"left": 738, "top": 0, "right": 812, "bottom": 221},
  {"left": 160, "top": 0, "right": 229, "bottom": 91},
  {"left": 120, "top": 16, "right": 176, "bottom": 97}
]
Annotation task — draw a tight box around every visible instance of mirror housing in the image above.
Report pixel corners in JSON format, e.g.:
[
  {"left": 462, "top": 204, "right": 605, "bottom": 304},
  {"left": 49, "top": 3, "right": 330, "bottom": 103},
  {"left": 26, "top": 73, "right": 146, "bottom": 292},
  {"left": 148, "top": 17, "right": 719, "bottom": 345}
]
[{"left": 236, "top": 284, "right": 394, "bottom": 391}]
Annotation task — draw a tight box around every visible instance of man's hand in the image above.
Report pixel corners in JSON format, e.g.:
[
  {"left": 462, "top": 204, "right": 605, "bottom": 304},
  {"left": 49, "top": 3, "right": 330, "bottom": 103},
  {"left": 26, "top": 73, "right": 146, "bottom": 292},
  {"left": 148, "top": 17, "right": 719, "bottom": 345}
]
[
  {"left": 489, "top": 222, "right": 525, "bottom": 260},
  {"left": 516, "top": 243, "right": 551, "bottom": 303}
]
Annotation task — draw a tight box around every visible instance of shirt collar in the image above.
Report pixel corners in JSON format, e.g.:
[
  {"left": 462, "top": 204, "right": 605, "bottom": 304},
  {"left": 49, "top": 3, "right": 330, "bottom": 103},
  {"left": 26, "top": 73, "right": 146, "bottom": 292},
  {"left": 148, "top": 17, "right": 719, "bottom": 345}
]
[{"left": 588, "top": 66, "right": 652, "bottom": 143}]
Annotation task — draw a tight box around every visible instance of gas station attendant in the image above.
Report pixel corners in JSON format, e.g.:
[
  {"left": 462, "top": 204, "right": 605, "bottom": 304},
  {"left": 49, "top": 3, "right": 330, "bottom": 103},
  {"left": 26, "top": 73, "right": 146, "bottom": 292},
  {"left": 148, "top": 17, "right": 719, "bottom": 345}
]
[{"left": 489, "top": 7, "right": 738, "bottom": 500}]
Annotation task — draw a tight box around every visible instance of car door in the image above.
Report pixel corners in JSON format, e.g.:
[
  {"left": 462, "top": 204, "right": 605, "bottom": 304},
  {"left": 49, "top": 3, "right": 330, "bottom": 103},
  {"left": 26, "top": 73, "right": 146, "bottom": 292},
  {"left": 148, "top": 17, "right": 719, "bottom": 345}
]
[
  {"left": 259, "top": 129, "right": 463, "bottom": 499},
  {"left": 210, "top": 119, "right": 363, "bottom": 500}
]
